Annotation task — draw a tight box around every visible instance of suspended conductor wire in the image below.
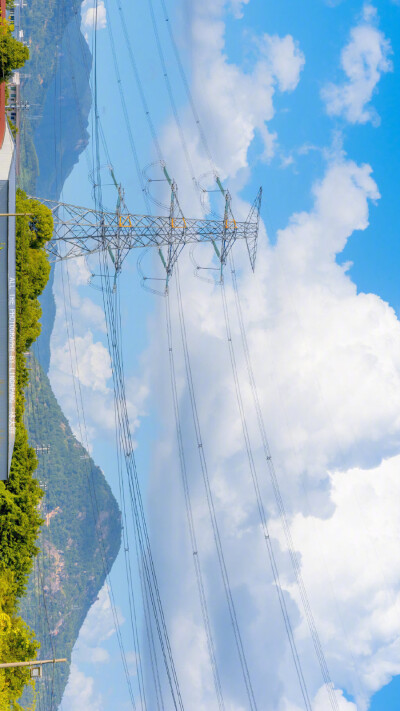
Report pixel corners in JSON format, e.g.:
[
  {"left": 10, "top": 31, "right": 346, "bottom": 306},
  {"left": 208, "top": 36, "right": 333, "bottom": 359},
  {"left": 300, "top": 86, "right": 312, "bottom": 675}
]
[
  {"left": 145, "top": 0, "right": 199, "bottom": 191},
  {"left": 114, "top": 282, "right": 165, "bottom": 711},
  {"left": 113, "top": 0, "right": 163, "bottom": 165},
  {"left": 157, "top": 0, "right": 216, "bottom": 175},
  {"left": 92, "top": 4, "right": 183, "bottom": 705},
  {"left": 138, "top": 526, "right": 166, "bottom": 711},
  {"left": 165, "top": 292, "right": 226, "bottom": 711},
  {"left": 63, "top": 19, "right": 92, "bottom": 176},
  {"left": 104, "top": 1, "right": 151, "bottom": 212},
  {"left": 114, "top": 0, "right": 206, "bottom": 219},
  {"left": 174, "top": 264, "right": 258, "bottom": 711},
  {"left": 60, "top": 18, "right": 137, "bottom": 690},
  {"left": 93, "top": 0, "right": 104, "bottom": 212},
  {"left": 100, "top": 253, "right": 183, "bottom": 711},
  {"left": 228, "top": 254, "right": 340, "bottom": 711},
  {"left": 115, "top": 428, "right": 148, "bottom": 711},
  {"left": 60, "top": 258, "right": 137, "bottom": 710},
  {"left": 115, "top": 286, "right": 166, "bottom": 711},
  {"left": 72, "top": 4, "right": 116, "bottom": 188},
  {"left": 100, "top": 254, "right": 182, "bottom": 710},
  {"left": 219, "top": 277, "right": 312, "bottom": 711},
  {"left": 98, "top": 249, "right": 185, "bottom": 711},
  {"left": 142, "top": 1, "right": 339, "bottom": 695},
  {"left": 113, "top": 292, "right": 165, "bottom": 711},
  {"left": 64, "top": 28, "right": 150, "bottom": 706}
]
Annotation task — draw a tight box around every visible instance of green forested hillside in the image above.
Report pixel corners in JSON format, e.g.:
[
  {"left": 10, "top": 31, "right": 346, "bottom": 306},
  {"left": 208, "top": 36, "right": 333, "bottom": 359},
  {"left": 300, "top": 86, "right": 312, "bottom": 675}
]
[{"left": 19, "top": 356, "right": 121, "bottom": 710}]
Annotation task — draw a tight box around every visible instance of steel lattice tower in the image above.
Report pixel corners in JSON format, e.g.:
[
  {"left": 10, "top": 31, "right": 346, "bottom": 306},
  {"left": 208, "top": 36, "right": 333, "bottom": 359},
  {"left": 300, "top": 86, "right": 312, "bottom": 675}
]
[{"left": 35, "top": 177, "right": 262, "bottom": 280}]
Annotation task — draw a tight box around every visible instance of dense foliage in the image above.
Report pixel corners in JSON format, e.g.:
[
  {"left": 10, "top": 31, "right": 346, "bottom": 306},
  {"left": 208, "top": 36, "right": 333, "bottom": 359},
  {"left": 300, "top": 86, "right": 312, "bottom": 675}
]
[
  {"left": 0, "top": 572, "right": 36, "bottom": 711},
  {"left": 0, "top": 191, "right": 52, "bottom": 708},
  {"left": 0, "top": 17, "right": 29, "bottom": 82}
]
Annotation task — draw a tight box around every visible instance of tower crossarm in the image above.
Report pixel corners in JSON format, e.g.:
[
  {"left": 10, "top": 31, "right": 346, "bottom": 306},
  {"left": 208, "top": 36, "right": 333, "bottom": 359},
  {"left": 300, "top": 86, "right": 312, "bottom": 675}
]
[{"left": 34, "top": 192, "right": 261, "bottom": 270}]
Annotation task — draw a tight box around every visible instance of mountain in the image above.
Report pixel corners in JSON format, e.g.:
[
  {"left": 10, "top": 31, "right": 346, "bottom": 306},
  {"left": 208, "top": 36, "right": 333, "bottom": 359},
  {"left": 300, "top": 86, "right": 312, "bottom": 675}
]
[
  {"left": 14, "top": 1, "right": 123, "bottom": 708},
  {"left": 20, "top": 0, "right": 92, "bottom": 198},
  {"left": 20, "top": 0, "right": 93, "bottom": 373},
  {"left": 19, "top": 356, "right": 121, "bottom": 710}
]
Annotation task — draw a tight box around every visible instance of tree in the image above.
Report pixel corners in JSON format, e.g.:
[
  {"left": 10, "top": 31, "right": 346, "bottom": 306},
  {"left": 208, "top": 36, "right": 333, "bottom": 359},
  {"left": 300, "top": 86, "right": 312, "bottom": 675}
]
[{"left": 0, "top": 18, "right": 29, "bottom": 82}]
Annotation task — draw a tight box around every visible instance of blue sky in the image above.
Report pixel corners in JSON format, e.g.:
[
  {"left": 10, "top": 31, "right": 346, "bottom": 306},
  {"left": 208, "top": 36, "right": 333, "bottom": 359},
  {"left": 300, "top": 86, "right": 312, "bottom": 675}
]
[{"left": 47, "top": 0, "right": 400, "bottom": 709}]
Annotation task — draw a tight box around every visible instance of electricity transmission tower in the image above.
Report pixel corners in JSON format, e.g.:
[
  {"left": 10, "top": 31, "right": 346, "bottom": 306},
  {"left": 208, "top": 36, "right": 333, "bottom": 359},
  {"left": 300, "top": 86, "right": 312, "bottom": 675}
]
[{"left": 35, "top": 173, "right": 262, "bottom": 280}]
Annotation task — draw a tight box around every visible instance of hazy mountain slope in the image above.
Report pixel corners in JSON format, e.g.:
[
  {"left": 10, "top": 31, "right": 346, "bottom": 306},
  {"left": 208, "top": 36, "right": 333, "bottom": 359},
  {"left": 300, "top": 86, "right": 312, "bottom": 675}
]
[
  {"left": 19, "top": 356, "right": 121, "bottom": 709},
  {"left": 20, "top": 0, "right": 92, "bottom": 373},
  {"left": 14, "top": 2, "right": 122, "bottom": 708}
]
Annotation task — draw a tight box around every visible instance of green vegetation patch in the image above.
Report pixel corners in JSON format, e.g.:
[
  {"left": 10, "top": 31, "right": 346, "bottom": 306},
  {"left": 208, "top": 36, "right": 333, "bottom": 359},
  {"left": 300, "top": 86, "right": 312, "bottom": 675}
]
[
  {"left": 0, "top": 190, "right": 52, "bottom": 708},
  {"left": 0, "top": 16, "right": 29, "bottom": 83}
]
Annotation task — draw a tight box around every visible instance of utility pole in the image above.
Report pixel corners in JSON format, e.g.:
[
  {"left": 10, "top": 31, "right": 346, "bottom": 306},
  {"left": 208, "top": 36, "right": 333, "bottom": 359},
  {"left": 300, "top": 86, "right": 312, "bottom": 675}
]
[{"left": 0, "top": 658, "right": 67, "bottom": 679}]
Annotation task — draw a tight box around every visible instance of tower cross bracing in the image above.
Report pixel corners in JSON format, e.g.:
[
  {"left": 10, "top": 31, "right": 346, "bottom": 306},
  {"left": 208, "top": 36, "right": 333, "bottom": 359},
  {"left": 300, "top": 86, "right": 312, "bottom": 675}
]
[{"left": 35, "top": 187, "right": 262, "bottom": 277}]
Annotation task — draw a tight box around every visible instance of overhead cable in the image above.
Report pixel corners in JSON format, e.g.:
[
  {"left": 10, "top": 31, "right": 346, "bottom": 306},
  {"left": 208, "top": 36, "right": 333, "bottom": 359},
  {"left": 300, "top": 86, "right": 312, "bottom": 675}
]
[
  {"left": 228, "top": 254, "right": 340, "bottom": 711},
  {"left": 174, "top": 265, "right": 258, "bottom": 711}
]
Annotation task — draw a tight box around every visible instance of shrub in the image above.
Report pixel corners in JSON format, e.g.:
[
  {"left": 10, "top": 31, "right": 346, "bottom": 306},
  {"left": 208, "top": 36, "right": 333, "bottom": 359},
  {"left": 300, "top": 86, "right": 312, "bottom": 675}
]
[{"left": 0, "top": 18, "right": 29, "bottom": 82}]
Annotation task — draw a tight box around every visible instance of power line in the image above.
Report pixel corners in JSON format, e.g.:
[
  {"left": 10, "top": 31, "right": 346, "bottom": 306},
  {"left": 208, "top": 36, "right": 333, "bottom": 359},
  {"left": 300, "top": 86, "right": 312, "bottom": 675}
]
[
  {"left": 59, "top": 256, "right": 137, "bottom": 710},
  {"left": 98, "top": 248, "right": 185, "bottom": 710},
  {"left": 219, "top": 276, "right": 312, "bottom": 710},
  {"left": 113, "top": 0, "right": 163, "bottom": 165},
  {"left": 36, "top": 1, "right": 339, "bottom": 707},
  {"left": 104, "top": 0, "right": 150, "bottom": 212},
  {"left": 91, "top": 8, "right": 185, "bottom": 706},
  {"left": 139, "top": 4, "right": 339, "bottom": 699},
  {"left": 145, "top": 0, "right": 199, "bottom": 192},
  {"left": 165, "top": 291, "right": 226, "bottom": 711},
  {"left": 174, "top": 264, "right": 258, "bottom": 711},
  {"left": 46, "top": 17, "right": 150, "bottom": 706},
  {"left": 227, "top": 254, "right": 340, "bottom": 711},
  {"left": 156, "top": 0, "right": 216, "bottom": 175}
]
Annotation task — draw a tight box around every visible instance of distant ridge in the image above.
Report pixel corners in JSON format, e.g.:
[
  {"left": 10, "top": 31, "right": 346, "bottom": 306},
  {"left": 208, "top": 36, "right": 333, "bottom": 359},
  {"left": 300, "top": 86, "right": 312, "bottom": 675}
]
[
  {"left": 15, "top": 2, "right": 123, "bottom": 709},
  {"left": 20, "top": 356, "right": 121, "bottom": 710},
  {"left": 20, "top": 0, "right": 92, "bottom": 373}
]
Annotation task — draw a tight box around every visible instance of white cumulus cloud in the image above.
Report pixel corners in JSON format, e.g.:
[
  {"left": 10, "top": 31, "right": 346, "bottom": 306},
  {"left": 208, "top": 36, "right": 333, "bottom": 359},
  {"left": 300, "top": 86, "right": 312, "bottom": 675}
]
[
  {"left": 157, "top": 0, "right": 305, "bottom": 201},
  {"left": 228, "top": 0, "right": 250, "bottom": 19},
  {"left": 313, "top": 685, "right": 357, "bottom": 710},
  {"left": 49, "top": 259, "right": 148, "bottom": 446},
  {"left": 321, "top": 4, "right": 393, "bottom": 125},
  {"left": 68, "top": 586, "right": 125, "bottom": 694},
  {"left": 262, "top": 34, "right": 306, "bottom": 92},
  {"left": 144, "top": 152, "right": 400, "bottom": 710},
  {"left": 52, "top": 331, "right": 111, "bottom": 394},
  {"left": 79, "top": 585, "right": 123, "bottom": 646},
  {"left": 287, "top": 456, "right": 400, "bottom": 708},
  {"left": 81, "top": 0, "right": 107, "bottom": 32},
  {"left": 63, "top": 663, "right": 103, "bottom": 711}
]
